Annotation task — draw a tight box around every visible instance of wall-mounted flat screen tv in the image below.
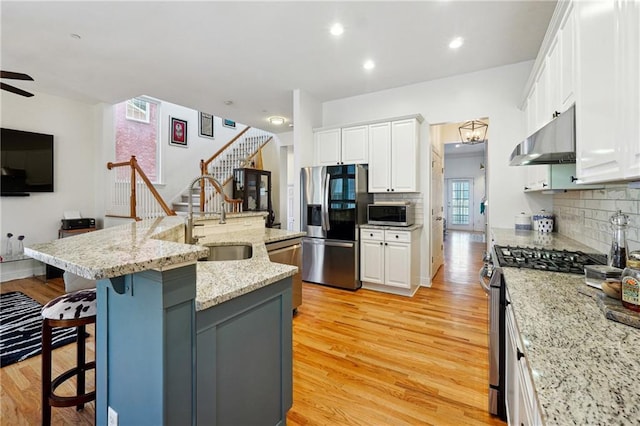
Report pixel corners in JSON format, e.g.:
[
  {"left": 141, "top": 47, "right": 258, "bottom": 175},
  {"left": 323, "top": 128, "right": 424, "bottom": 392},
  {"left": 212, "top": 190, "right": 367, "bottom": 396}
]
[{"left": 1, "top": 128, "right": 54, "bottom": 195}]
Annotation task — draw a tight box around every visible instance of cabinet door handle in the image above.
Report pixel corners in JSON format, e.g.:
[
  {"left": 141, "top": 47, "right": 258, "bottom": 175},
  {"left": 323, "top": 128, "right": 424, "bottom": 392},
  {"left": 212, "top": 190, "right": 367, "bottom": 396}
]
[
  {"left": 380, "top": 242, "right": 383, "bottom": 246},
  {"left": 524, "top": 186, "right": 530, "bottom": 190},
  {"left": 552, "top": 110, "right": 561, "bottom": 118},
  {"left": 386, "top": 189, "right": 390, "bottom": 192},
  {"left": 571, "top": 176, "right": 578, "bottom": 182},
  {"left": 385, "top": 243, "right": 388, "bottom": 246},
  {"left": 517, "top": 348, "right": 525, "bottom": 361},
  {"left": 542, "top": 183, "right": 548, "bottom": 188},
  {"left": 370, "top": 233, "right": 373, "bottom": 237},
  {"left": 391, "top": 189, "right": 395, "bottom": 192},
  {"left": 395, "top": 235, "right": 399, "bottom": 238}
]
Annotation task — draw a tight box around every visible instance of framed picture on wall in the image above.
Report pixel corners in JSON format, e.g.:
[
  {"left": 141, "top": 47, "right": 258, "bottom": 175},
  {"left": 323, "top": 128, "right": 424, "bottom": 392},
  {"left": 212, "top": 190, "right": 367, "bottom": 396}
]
[
  {"left": 222, "top": 118, "right": 236, "bottom": 129},
  {"left": 170, "top": 117, "right": 188, "bottom": 147},
  {"left": 199, "top": 112, "right": 214, "bottom": 139}
]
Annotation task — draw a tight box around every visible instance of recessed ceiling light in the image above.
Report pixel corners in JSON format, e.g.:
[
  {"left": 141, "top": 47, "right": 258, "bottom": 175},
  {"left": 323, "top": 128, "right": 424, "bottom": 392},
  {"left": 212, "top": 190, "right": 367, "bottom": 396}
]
[
  {"left": 330, "top": 23, "right": 344, "bottom": 36},
  {"left": 224, "top": 100, "right": 233, "bottom": 105},
  {"left": 449, "top": 37, "right": 464, "bottom": 49},
  {"left": 70, "top": 33, "right": 81, "bottom": 40},
  {"left": 268, "top": 116, "right": 285, "bottom": 126},
  {"left": 363, "top": 60, "right": 375, "bottom": 70}
]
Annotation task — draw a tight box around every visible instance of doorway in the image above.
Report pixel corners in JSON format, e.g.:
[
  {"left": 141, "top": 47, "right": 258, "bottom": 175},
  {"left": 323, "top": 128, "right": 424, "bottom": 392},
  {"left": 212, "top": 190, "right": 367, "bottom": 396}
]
[{"left": 429, "top": 119, "right": 488, "bottom": 278}]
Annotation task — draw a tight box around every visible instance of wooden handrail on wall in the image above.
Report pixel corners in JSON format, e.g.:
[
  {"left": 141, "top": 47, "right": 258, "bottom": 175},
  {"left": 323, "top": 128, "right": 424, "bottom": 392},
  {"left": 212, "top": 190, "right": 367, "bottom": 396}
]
[{"left": 107, "top": 155, "right": 177, "bottom": 220}]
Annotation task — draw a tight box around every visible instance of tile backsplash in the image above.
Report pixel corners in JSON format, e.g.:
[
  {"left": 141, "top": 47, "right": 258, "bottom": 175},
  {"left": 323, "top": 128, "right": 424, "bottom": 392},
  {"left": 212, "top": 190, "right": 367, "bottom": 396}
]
[{"left": 553, "top": 185, "right": 640, "bottom": 254}]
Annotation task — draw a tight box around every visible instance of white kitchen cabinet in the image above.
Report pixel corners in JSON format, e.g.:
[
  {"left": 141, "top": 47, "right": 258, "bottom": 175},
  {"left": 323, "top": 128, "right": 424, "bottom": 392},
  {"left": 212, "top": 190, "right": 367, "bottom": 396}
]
[
  {"left": 360, "top": 228, "right": 420, "bottom": 296},
  {"left": 341, "top": 125, "right": 369, "bottom": 164},
  {"left": 559, "top": 2, "right": 576, "bottom": 112},
  {"left": 360, "top": 229, "right": 385, "bottom": 284},
  {"left": 314, "top": 126, "right": 368, "bottom": 166},
  {"left": 524, "top": 3, "right": 576, "bottom": 137},
  {"left": 523, "top": 163, "right": 602, "bottom": 192},
  {"left": 575, "top": 0, "right": 640, "bottom": 183},
  {"left": 368, "top": 119, "right": 419, "bottom": 193},
  {"left": 314, "top": 128, "right": 341, "bottom": 166},
  {"left": 368, "top": 122, "right": 392, "bottom": 192},
  {"left": 505, "top": 289, "right": 541, "bottom": 426}
]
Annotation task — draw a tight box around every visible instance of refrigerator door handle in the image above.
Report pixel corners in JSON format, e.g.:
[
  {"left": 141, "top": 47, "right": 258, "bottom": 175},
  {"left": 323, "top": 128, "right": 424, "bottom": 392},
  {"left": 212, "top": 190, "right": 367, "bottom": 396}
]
[{"left": 322, "top": 172, "right": 331, "bottom": 231}]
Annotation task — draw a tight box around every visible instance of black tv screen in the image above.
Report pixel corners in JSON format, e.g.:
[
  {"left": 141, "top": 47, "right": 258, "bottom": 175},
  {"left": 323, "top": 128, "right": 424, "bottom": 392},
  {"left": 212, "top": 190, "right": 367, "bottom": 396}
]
[{"left": 1, "top": 128, "right": 54, "bottom": 195}]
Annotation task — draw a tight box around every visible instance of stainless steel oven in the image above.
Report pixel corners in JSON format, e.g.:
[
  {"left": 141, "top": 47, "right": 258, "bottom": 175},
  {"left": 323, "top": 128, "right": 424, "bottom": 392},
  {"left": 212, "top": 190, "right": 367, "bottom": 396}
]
[{"left": 479, "top": 251, "right": 506, "bottom": 420}]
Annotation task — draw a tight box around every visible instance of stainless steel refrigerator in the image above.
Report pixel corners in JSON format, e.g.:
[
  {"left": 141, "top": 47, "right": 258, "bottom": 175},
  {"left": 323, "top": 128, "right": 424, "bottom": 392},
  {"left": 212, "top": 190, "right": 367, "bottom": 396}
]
[{"left": 301, "top": 164, "right": 372, "bottom": 290}]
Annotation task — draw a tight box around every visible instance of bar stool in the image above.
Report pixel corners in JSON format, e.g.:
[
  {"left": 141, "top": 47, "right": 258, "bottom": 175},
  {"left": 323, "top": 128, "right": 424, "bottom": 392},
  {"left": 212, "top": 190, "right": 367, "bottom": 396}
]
[{"left": 41, "top": 288, "right": 97, "bottom": 425}]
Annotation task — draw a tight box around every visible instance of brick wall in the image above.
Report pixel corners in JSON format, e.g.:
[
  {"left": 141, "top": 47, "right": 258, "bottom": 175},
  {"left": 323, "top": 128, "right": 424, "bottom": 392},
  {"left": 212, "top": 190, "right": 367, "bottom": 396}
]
[{"left": 553, "top": 185, "right": 640, "bottom": 254}]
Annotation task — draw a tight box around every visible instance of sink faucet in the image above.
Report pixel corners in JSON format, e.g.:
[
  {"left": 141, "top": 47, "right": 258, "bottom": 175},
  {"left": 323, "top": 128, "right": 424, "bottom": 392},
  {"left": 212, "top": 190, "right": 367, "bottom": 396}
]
[{"left": 186, "top": 174, "right": 227, "bottom": 244}]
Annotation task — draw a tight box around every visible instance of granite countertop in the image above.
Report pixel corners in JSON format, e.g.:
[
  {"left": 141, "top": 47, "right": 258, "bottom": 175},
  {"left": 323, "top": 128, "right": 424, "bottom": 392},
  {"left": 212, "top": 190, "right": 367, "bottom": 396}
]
[
  {"left": 493, "top": 228, "right": 640, "bottom": 425},
  {"left": 360, "top": 223, "right": 423, "bottom": 231},
  {"left": 25, "top": 216, "right": 207, "bottom": 280},
  {"left": 195, "top": 228, "right": 303, "bottom": 311},
  {"left": 26, "top": 216, "right": 304, "bottom": 311}
]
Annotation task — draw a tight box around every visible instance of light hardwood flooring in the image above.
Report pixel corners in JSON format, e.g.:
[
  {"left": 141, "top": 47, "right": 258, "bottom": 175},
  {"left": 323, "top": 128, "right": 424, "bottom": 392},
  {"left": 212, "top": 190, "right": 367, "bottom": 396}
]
[{"left": 1, "top": 230, "right": 503, "bottom": 425}]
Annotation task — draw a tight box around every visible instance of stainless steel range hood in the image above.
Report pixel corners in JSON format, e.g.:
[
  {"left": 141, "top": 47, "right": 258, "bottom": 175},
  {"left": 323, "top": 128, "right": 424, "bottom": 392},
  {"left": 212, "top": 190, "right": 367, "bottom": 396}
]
[{"left": 510, "top": 105, "right": 576, "bottom": 166}]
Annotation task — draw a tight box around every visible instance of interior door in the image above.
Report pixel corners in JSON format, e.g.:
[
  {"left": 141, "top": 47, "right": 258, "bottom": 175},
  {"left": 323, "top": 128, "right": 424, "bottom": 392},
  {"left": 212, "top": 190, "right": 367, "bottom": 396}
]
[{"left": 431, "top": 147, "right": 444, "bottom": 278}]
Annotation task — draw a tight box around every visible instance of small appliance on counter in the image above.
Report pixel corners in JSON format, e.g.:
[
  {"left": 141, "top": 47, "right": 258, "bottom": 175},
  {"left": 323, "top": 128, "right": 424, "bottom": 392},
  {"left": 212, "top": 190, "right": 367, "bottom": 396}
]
[{"left": 367, "top": 202, "right": 414, "bottom": 226}]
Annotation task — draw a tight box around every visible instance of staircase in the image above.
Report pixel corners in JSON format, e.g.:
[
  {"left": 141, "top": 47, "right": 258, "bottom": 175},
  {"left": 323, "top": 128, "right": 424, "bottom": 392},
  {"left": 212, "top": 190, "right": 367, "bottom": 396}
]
[{"left": 172, "top": 126, "right": 273, "bottom": 214}]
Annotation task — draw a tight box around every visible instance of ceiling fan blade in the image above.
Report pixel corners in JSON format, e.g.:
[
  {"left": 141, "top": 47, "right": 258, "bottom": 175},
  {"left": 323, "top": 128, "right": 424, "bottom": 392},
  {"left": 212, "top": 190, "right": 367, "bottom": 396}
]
[
  {"left": 1, "top": 71, "right": 34, "bottom": 81},
  {"left": 1, "top": 82, "right": 34, "bottom": 97}
]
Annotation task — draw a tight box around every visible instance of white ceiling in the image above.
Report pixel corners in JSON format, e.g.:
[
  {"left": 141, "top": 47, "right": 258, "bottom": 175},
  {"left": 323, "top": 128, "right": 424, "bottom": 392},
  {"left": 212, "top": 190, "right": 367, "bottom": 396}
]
[{"left": 0, "top": 1, "right": 556, "bottom": 134}]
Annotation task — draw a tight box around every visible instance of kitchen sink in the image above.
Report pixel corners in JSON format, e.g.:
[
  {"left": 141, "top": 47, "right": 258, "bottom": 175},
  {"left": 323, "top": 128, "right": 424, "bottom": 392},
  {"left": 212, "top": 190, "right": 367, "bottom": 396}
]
[{"left": 200, "top": 244, "right": 253, "bottom": 261}]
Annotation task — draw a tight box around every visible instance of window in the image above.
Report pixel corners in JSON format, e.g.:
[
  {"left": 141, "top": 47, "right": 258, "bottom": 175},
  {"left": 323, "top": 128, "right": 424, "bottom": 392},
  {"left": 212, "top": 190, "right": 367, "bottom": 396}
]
[
  {"left": 450, "top": 179, "right": 470, "bottom": 225},
  {"left": 126, "top": 98, "right": 150, "bottom": 123},
  {"left": 115, "top": 97, "right": 160, "bottom": 183}
]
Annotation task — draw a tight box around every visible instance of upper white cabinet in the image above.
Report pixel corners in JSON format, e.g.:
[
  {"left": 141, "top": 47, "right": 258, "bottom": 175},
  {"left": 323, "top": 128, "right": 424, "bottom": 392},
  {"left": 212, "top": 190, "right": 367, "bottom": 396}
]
[
  {"left": 575, "top": 0, "right": 640, "bottom": 183},
  {"left": 523, "top": 163, "right": 601, "bottom": 192},
  {"left": 525, "top": 3, "right": 577, "bottom": 135},
  {"left": 314, "top": 128, "right": 341, "bottom": 166},
  {"left": 314, "top": 125, "right": 368, "bottom": 166},
  {"left": 559, "top": 3, "right": 576, "bottom": 112},
  {"left": 341, "top": 125, "right": 369, "bottom": 165},
  {"left": 368, "top": 118, "right": 420, "bottom": 193}
]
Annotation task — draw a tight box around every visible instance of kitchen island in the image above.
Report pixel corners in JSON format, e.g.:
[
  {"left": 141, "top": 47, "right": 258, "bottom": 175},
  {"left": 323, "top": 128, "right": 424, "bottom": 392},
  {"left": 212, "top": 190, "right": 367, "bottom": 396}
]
[
  {"left": 26, "top": 214, "right": 303, "bottom": 425},
  {"left": 492, "top": 228, "right": 639, "bottom": 425}
]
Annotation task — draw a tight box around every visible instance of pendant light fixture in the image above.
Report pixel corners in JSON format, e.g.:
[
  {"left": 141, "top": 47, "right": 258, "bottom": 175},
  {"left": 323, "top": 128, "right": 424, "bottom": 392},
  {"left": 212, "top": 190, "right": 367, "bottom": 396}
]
[{"left": 459, "top": 119, "right": 488, "bottom": 145}]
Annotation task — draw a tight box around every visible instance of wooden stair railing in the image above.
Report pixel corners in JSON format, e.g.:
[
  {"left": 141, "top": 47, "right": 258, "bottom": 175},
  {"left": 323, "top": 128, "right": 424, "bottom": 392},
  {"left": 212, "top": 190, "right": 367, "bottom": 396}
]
[
  {"left": 197, "top": 126, "right": 273, "bottom": 213},
  {"left": 107, "top": 155, "right": 176, "bottom": 220},
  {"left": 194, "top": 178, "right": 243, "bottom": 214}
]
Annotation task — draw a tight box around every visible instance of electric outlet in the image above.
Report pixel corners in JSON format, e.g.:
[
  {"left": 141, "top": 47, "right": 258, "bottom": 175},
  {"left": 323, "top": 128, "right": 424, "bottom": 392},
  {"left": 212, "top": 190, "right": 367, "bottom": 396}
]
[{"left": 108, "top": 406, "right": 118, "bottom": 426}]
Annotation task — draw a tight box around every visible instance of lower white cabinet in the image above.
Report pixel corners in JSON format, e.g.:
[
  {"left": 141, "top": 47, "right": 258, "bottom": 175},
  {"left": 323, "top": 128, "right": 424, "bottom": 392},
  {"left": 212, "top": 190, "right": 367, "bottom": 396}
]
[
  {"left": 360, "top": 228, "right": 420, "bottom": 296},
  {"left": 505, "top": 289, "right": 542, "bottom": 426}
]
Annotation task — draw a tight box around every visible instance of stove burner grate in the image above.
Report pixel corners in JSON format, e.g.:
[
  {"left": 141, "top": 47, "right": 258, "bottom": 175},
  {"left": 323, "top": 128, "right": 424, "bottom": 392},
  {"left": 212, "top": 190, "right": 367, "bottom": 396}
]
[{"left": 493, "top": 245, "right": 606, "bottom": 274}]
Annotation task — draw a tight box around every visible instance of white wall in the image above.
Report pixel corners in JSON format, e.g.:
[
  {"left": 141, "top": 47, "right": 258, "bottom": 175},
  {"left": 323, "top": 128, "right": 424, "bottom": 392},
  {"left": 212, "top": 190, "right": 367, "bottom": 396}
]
[
  {"left": 1, "top": 91, "right": 98, "bottom": 281},
  {"left": 315, "top": 61, "right": 551, "bottom": 285},
  {"left": 292, "top": 89, "right": 322, "bottom": 231}
]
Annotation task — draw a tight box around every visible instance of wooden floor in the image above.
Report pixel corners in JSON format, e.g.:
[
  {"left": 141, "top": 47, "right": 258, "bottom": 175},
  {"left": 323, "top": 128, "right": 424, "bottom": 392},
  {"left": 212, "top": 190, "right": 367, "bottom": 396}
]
[{"left": 0, "top": 230, "right": 503, "bottom": 425}]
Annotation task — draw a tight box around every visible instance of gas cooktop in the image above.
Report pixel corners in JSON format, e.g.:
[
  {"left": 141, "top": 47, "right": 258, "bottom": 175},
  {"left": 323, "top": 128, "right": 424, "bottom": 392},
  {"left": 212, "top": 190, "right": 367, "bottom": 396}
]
[{"left": 493, "top": 245, "right": 607, "bottom": 274}]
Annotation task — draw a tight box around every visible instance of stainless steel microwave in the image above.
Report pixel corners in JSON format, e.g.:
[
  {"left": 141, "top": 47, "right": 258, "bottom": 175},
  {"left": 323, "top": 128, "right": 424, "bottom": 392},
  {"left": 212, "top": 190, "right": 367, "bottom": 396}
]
[{"left": 367, "top": 203, "right": 415, "bottom": 226}]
